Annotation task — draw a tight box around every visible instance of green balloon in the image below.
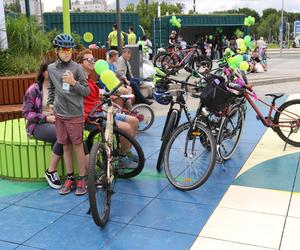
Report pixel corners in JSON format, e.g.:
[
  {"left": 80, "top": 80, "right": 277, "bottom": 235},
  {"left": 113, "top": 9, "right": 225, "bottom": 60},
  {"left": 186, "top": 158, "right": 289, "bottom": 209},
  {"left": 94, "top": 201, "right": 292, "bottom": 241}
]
[
  {"left": 244, "top": 35, "right": 251, "bottom": 43},
  {"left": 209, "top": 35, "right": 213, "bottom": 40},
  {"left": 178, "top": 18, "right": 181, "bottom": 23},
  {"left": 234, "top": 55, "right": 243, "bottom": 65},
  {"left": 94, "top": 59, "right": 109, "bottom": 75},
  {"left": 172, "top": 15, "right": 176, "bottom": 20}
]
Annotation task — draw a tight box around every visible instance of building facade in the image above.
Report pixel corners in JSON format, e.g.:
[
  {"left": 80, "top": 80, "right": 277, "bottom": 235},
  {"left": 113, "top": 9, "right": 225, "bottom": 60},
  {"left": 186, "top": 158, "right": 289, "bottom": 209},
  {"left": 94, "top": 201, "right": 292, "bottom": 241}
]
[{"left": 56, "top": 0, "right": 107, "bottom": 12}]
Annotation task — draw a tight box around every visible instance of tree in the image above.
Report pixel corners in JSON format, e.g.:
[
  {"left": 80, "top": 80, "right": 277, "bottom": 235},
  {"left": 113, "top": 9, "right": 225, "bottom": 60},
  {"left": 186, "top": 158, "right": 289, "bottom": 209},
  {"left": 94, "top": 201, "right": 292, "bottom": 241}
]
[
  {"left": 124, "top": 0, "right": 184, "bottom": 37},
  {"left": 4, "top": 0, "right": 21, "bottom": 13},
  {"left": 262, "top": 8, "right": 278, "bottom": 20},
  {"left": 257, "top": 13, "right": 280, "bottom": 42}
]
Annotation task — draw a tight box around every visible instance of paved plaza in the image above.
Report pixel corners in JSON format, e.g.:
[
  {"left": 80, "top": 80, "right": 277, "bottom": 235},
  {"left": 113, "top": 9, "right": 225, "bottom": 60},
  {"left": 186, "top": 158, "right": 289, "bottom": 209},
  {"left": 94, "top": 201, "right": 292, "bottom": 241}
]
[{"left": 0, "top": 56, "right": 300, "bottom": 250}]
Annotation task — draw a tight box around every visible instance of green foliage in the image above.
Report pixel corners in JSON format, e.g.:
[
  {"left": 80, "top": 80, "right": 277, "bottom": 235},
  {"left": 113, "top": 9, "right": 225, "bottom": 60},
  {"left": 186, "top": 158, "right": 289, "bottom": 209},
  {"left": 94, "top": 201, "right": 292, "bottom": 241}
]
[
  {"left": 0, "top": 15, "right": 51, "bottom": 76},
  {"left": 257, "top": 13, "right": 280, "bottom": 41},
  {"left": 6, "top": 15, "right": 52, "bottom": 55},
  {"left": 124, "top": 0, "right": 184, "bottom": 37}
]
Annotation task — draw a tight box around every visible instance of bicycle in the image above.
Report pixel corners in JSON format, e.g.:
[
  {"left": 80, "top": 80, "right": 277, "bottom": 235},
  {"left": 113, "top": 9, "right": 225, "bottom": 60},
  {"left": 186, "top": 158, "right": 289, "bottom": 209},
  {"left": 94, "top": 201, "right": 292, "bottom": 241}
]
[
  {"left": 86, "top": 82, "right": 145, "bottom": 227},
  {"left": 154, "top": 77, "right": 206, "bottom": 173},
  {"left": 230, "top": 82, "right": 300, "bottom": 149},
  {"left": 160, "top": 45, "right": 212, "bottom": 74}
]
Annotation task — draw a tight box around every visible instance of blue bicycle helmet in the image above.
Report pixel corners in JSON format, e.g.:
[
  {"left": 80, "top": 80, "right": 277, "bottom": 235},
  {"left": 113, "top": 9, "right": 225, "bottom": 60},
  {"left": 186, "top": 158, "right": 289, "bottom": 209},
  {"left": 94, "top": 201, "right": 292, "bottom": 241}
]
[
  {"left": 53, "top": 34, "right": 76, "bottom": 49},
  {"left": 153, "top": 91, "right": 172, "bottom": 105}
]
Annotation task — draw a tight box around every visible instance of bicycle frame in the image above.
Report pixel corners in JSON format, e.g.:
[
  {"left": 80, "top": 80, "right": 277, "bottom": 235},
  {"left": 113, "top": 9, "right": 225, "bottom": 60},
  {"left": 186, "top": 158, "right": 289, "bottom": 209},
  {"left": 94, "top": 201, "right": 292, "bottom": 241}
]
[
  {"left": 244, "top": 90, "right": 300, "bottom": 129},
  {"left": 104, "top": 99, "right": 115, "bottom": 185},
  {"left": 169, "top": 47, "right": 197, "bottom": 68}
]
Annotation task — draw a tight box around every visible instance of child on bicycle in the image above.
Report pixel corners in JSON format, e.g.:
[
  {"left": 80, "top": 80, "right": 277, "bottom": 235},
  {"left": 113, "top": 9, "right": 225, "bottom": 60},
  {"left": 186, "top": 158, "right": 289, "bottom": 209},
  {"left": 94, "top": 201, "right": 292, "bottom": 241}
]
[{"left": 47, "top": 34, "right": 90, "bottom": 195}]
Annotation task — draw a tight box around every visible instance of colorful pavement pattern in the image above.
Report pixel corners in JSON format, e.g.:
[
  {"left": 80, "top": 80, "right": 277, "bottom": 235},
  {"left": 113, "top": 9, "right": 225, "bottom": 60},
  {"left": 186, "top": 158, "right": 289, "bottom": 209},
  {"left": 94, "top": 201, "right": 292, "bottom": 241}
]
[{"left": 0, "top": 96, "right": 299, "bottom": 250}]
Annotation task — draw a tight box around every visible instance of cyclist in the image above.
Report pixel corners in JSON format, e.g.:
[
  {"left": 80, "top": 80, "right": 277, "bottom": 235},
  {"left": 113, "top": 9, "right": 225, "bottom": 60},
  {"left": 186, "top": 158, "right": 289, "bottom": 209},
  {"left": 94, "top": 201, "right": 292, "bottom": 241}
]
[{"left": 47, "top": 34, "right": 90, "bottom": 195}]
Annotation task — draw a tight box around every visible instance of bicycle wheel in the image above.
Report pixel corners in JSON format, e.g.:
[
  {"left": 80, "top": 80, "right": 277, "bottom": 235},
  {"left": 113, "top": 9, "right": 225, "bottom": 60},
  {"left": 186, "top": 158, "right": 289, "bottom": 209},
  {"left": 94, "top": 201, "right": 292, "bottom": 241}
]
[
  {"left": 164, "top": 121, "right": 217, "bottom": 191},
  {"left": 88, "top": 142, "right": 111, "bottom": 227},
  {"left": 192, "top": 55, "right": 212, "bottom": 72},
  {"left": 156, "top": 110, "right": 179, "bottom": 172},
  {"left": 131, "top": 103, "right": 155, "bottom": 132},
  {"left": 185, "top": 72, "right": 206, "bottom": 96},
  {"left": 217, "top": 106, "right": 244, "bottom": 160},
  {"left": 161, "top": 54, "right": 177, "bottom": 74},
  {"left": 153, "top": 52, "right": 167, "bottom": 68},
  {"left": 112, "top": 127, "right": 145, "bottom": 178},
  {"left": 273, "top": 99, "right": 300, "bottom": 147}
]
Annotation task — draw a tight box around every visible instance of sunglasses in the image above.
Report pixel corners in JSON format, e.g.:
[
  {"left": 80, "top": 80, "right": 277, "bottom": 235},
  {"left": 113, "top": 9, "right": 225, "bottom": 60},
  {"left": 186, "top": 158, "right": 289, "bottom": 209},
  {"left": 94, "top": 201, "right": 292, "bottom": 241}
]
[
  {"left": 59, "top": 48, "right": 73, "bottom": 54},
  {"left": 83, "top": 57, "right": 95, "bottom": 64}
]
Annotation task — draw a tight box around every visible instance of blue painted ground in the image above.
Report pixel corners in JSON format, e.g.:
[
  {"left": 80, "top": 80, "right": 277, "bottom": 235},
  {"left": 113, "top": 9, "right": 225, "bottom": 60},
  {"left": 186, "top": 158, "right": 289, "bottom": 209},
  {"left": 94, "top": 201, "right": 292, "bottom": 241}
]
[{"left": 0, "top": 103, "right": 269, "bottom": 250}]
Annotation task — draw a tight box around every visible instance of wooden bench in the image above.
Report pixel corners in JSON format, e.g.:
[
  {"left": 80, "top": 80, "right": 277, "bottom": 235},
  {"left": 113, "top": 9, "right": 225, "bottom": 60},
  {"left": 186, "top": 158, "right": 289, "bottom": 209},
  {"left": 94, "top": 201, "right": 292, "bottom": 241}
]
[
  {"left": 0, "top": 118, "right": 95, "bottom": 180},
  {"left": 0, "top": 104, "right": 23, "bottom": 122}
]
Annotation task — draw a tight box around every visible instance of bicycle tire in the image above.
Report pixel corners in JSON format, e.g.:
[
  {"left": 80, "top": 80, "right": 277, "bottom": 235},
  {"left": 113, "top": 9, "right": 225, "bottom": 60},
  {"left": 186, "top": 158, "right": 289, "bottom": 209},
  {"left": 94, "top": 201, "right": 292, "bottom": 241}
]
[
  {"left": 217, "top": 106, "right": 244, "bottom": 160},
  {"left": 273, "top": 99, "right": 300, "bottom": 147},
  {"left": 161, "top": 54, "right": 177, "bottom": 74},
  {"left": 191, "top": 55, "right": 212, "bottom": 72},
  {"left": 164, "top": 121, "right": 217, "bottom": 191},
  {"left": 131, "top": 103, "right": 155, "bottom": 132},
  {"left": 86, "top": 127, "right": 145, "bottom": 178},
  {"left": 156, "top": 110, "right": 179, "bottom": 172},
  {"left": 112, "top": 127, "right": 145, "bottom": 178},
  {"left": 88, "top": 142, "right": 111, "bottom": 227},
  {"left": 153, "top": 52, "right": 168, "bottom": 68}
]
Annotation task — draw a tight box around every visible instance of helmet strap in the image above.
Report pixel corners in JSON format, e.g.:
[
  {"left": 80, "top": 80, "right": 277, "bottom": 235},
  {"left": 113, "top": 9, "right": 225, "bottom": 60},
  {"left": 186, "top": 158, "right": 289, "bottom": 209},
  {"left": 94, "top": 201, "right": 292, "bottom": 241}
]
[{"left": 56, "top": 51, "right": 71, "bottom": 64}]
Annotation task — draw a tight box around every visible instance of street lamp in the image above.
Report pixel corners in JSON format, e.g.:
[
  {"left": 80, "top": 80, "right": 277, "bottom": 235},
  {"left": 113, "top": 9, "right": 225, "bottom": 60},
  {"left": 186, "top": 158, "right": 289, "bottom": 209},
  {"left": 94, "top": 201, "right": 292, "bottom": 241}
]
[
  {"left": 279, "top": 0, "right": 284, "bottom": 56},
  {"left": 116, "top": 0, "right": 121, "bottom": 54}
]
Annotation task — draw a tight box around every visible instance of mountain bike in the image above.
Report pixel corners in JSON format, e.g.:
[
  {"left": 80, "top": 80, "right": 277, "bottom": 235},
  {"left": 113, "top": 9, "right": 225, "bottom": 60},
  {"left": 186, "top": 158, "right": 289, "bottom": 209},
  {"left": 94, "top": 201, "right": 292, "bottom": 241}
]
[{"left": 86, "top": 82, "right": 145, "bottom": 227}]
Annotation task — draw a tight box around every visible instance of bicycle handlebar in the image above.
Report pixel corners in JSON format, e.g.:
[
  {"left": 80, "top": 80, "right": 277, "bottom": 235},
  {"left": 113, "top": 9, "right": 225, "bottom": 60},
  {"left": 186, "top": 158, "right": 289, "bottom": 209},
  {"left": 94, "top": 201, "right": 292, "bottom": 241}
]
[{"left": 88, "top": 81, "right": 124, "bottom": 119}]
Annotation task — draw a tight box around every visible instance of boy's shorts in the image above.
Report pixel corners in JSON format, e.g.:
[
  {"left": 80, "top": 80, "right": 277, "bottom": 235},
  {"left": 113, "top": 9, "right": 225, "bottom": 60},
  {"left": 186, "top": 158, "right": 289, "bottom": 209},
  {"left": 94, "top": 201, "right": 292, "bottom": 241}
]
[{"left": 55, "top": 116, "right": 85, "bottom": 145}]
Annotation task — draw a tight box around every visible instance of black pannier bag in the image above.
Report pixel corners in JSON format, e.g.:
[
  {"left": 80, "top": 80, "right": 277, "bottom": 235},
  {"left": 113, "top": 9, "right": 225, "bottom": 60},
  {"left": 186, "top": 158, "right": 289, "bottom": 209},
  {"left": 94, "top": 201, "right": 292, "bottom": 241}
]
[{"left": 199, "top": 74, "right": 236, "bottom": 112}]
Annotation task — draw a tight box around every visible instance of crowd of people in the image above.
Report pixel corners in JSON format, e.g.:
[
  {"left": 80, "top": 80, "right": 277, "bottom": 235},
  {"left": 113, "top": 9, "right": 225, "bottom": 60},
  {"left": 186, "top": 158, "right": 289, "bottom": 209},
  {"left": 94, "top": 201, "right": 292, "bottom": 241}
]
[
  {"left": 23, "top": 32, "right": 151, "bottom": 196},
  {"left": 167, "top": 30, "right": 268, "bottom": 72}
]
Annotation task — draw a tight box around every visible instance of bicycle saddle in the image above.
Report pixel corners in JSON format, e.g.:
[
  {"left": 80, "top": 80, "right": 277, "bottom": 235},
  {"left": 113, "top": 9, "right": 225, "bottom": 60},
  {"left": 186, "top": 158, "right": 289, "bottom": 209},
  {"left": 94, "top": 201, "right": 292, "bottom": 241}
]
[{"left": 265, "top": 93, "right": 284, "bottom": 100}]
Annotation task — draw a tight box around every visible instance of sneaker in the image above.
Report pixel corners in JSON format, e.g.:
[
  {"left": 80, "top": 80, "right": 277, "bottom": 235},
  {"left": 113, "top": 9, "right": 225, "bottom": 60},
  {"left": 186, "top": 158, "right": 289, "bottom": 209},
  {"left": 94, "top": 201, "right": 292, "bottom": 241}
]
[
  {"left": 127, "top": 151, "right": 139, "bottom": 162},
  {"left": 45, "top": 170, "right": 62, "bottom": 189},
  {"left": 75, "top": 179, "right": 87, "bottom": 196},
  {"left": 59, "top": 179, "right": 76, "bottom": 195},
  {"left": 119, "top": 156, "right": 136, "bottom": 169}
]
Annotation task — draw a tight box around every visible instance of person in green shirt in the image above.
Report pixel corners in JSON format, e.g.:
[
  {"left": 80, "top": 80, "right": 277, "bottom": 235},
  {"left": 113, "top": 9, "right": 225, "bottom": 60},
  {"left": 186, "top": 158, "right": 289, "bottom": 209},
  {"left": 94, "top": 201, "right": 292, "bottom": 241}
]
[
  {"left": 108, "top": 24, "right": 124, "bottom": 50},
  {"left": 123, "top": 26, "right": 137, "bottom": 45}
]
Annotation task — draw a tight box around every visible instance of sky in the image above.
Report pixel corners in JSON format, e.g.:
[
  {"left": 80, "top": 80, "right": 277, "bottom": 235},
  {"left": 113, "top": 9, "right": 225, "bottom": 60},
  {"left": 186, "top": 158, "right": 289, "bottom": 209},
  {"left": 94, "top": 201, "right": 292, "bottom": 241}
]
[{"left": 43, "top": 0, "right": 300, "bottom": 14}]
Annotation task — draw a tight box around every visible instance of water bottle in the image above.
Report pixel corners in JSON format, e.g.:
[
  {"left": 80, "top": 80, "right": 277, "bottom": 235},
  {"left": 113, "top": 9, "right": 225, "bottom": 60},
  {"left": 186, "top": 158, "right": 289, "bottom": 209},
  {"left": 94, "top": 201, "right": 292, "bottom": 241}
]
[{"left": 62, "top": 70, "right": 71, "bottom": 92}]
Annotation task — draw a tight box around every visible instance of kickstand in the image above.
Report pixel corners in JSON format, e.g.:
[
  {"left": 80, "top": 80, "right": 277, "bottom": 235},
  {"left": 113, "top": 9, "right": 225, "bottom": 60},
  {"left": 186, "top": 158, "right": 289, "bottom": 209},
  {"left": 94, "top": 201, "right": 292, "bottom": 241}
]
[
  {"left": 87, "top": 207, "right": 91, "bottom": 215},
  {"left": 216, "top": 148, "right": 226, "bottom": 172},
  {"left": 283, "top": 128, "right": 293, "bottom": 151}
]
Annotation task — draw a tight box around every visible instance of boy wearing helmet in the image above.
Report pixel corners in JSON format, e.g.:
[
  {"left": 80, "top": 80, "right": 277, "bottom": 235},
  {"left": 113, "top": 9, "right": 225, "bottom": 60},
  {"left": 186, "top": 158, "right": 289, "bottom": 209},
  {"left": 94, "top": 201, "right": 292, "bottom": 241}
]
[{"left": 47, "top": 34, "right": 90, "bottom": 195}]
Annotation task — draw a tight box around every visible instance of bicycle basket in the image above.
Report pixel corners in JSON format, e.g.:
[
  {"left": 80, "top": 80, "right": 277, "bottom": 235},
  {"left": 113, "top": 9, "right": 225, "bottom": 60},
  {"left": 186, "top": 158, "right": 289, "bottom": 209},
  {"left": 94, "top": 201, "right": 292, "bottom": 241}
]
[{"left": 200, "top": 75, "right": 236, "bottom": 112}]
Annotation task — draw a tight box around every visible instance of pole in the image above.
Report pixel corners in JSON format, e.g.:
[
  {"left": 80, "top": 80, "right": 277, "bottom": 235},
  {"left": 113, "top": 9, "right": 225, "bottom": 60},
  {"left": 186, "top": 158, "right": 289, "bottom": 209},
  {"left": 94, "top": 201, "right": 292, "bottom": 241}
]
[
  {"left": 25, "top": 0, "right": 30, "bottom": 17},
  {"left": 279, "top": 0, "right": 284, "bottom": 56},
  {"left": 116, "top": 0, "right": 122, "bottom": 54},
  {"left": 0, "top": 0, "right": 8, "bottom": 50},
  {"left": 193, "top": 0, "right": 196, "bottom": 14},
  {"left": 39, "top": 0, "right": 44, "bottom": 31},
  {"left": 158, "top": 2, "right": 161, "bottom": 48},
  {"left": 62, "top": 0, "right": 71, "bottom": 34},
  {"left": 287, "top": 22, "right": 290, "bottom": 49},
  {"left": 153, "top": 18, "right": 156, "bottom": 54}
]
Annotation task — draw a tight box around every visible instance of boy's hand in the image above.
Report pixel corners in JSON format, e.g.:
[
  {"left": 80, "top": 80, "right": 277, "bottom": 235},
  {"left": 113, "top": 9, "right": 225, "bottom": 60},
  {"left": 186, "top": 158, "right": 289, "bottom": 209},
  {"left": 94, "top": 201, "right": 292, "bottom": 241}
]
[
  {"left": 62, "top": 71, "right": 77, "bottom": 86},
  {"left": 46, "top": 115, "right": 56, "bottom": 123}
]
